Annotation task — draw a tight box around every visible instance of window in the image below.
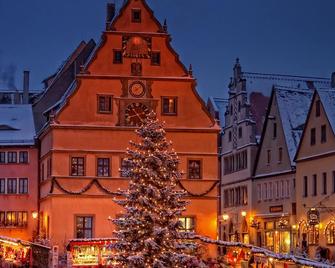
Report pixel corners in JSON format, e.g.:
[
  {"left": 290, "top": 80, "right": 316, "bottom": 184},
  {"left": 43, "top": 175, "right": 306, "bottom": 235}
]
[
  {"left": 0, "top": 152, "right": 5, "bottom": 163},
  {"left": 98, "top": 95, "right": 112, "bottom": 113},
  {"left": 17, "top": 212, "right": 28, "bottom": 227},
  {"left": 18, "top": 178, "right": 28, "bottom": 194},
  {"left": 0, "top": 212, "right": 5, "bottom": 226},
  {"left": 278, "top": 148, "right": 283, "bottom": 163},
  {"left": 76, "top": 216, "right": 93, "bottom": 239},
  {"left": 7, "top": 152, "right": 17, "bottom": 163},
  {"left": 97, "top": 158, "right": 110, "bottom": 177},
  {"left": 71, "top": 157, "right": 85, "bottom": 176},
  {"left": 257, "top": 184, "right": 262, "bottom": 201},
  {"left": 267, "top": 150, "right": 271, "bottom": 165},
  {"left": 228, "top": 131, "right": 232, "bottom": 142},
  {"left": 41, "top": 164, "right": 45, "bottom": 181},
  {"left": 0, "top": 179, "right": 5, "bottom": 194},
  {"left": 310, "top": 128, "right": 316, "bottom": 146},
  {"left": 281, "top": 180, "right": 285, "bottom": 198},
  {"left": 316, "top": 100, "right": 321, "bottom": 117},
  {"left": 151, "top": 52, "right": 161, "bottom": 65},
  {"left": 321, "top": 125, "right": 327, "bottom": 143},
  {"left": 47, "top": 158, "right": 52, "bottom": 177},
  {"left": 303, "top": 176, "right": 308, "bottom": 197},
  {"left": 6, "top": 211, "right": 16, "bottom": 226},
  {"left": 263, "top": 183, "right": 268, "bottom": 201},
  {"left": 131, "top": 62, "right": 142, "bottom": 76},
  {"left": 121, "top": 158, "right": 132, "bottom": 178},
  {"left": 273, "top": 122, "right": 277, "bottom": 139},
  {"left": 274, "top": 181, "right": 279, "bottom": 199},
  {"left": 113, "top": 50, "right": 123, "bottom": 64},
  {"left": 19, "top": 151, "right": 28, "bottom": 163},
  {"left": 238, "top": 101, "right": 241, "bottom": 112},
  {"left": 179, "top": 217, "right": 195, "bottom": 232},
  {"left": 188, "top": 160, "right": 202, "bottom": 179},
  {"left": 230, "top": 105, "right": 233, "bottom": 115},
  {"left": 268, "top": 182, "right": 273, "bottom": 200},
  {"left": 131, "top": 9, "right": 141, "bottom": 23},
  {"left": 313, "top": 174, "right": 317, "bottom": 196},
  {"left": 308, "top": 226, "right": 319, "bottom": 246},
  {"left": 326, "top": 222, "right": 335, "bottom": 245},
  {"left": 7, "top": 178, "right": 17, "bottom": 194},
  {"left": 162, "top": 97, "right": 177, "bottom": 115},
  {"left": 238, "top": 127, "right": 242, "bottom": 139},
  {"left": 323, "top": 173, "right": 327, "bottom": 195},
  {"left": 333, "top": 171, "right": 335, "bottom": 193}
]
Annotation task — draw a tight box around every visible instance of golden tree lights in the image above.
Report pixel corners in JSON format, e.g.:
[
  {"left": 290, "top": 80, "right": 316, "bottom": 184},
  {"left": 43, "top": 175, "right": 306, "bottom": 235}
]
[{"left": 111, "top": 112, "right": 203, "bottom": 267}]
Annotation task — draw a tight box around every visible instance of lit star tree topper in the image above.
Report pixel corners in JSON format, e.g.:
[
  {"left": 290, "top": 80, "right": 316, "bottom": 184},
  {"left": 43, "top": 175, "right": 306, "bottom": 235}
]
[{"left": 112, "top": 111, "right": 204, "bottom": 268}]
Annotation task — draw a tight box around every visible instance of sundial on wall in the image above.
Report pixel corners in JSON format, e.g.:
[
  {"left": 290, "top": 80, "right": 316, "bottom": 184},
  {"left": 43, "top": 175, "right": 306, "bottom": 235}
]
[{"left": 122, "top": 36, "right": 152, "bottom": 59}]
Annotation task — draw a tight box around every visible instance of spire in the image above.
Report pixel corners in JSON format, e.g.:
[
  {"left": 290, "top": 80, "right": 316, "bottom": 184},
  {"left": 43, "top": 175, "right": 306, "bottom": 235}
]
[
  {"left": 163, "top": 19, "right": 168, "bottom": 33},
  {"left": 233, "top": 58, "right": 242, "bottom": 81},
  {"left": 188, "top": 64, "right": 193, "bottom": 77}
]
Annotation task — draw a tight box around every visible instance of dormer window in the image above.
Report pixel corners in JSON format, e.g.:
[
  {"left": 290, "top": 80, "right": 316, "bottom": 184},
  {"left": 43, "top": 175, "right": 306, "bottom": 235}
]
[{"left": 132, "top": 9, "right": 141, "bottom": 23}]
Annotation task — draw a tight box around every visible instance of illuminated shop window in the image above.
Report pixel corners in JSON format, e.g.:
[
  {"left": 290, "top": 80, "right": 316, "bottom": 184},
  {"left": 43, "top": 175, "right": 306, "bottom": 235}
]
[
  {"left": 179, "top": 217, "right": 195, "bottom": 232},
  {"left": 76, "top": 216, "right": 93, "bottom": 239},
  {"left": 326, "top": 222, "right": 335, "bottom": 245},
  {"left": 308, "top": 225, "right": 319, "bottom": 246}
]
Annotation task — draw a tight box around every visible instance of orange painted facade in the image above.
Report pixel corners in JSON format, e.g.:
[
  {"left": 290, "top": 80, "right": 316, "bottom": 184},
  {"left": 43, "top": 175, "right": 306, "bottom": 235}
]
[
  {"left": 0, "top": 147, "right": 38, "bottom": 241},
  {"left": 38, "top": 0, "right": 219, "bottom": 258}
]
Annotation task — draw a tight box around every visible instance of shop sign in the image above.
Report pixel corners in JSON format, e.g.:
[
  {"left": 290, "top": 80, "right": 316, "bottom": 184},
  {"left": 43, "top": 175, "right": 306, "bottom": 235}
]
[
  {"left": 269, "top": 205, "right": 283, "bottom": 213},
  {"left": 307, "top": 208, "right": 320, "bottom": 226}
]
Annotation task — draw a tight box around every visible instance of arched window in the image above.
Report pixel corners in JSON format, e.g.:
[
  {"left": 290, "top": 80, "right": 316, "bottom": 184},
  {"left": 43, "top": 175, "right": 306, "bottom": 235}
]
[
  {"left": 308, "top": 225, "right": 319, "bottom": 246},
  {"left": 325, "top": 221, "right": 335, "bottom": 245}
]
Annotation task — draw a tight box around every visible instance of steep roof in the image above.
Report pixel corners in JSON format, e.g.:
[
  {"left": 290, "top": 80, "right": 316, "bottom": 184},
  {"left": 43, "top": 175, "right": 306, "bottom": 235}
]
[
  {"left": 242, "top": 72, "right": 330, "bottom": 96},
  {"left": 317, "top": 89, "right": 335, "bottom": 134},
  {"left": 0, "top": 105, "right": 36, "bottom": 146},
  {"left": 33, "top": 40, "right": 96, "bottom": 132},
  {"left": 275, "top": 87, "right": 313, "bottom": 164}
]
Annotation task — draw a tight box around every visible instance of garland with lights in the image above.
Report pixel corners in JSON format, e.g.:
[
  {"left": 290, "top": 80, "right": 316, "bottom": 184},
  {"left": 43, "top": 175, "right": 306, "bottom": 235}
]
[
  {"left": 49, "top": 178, "right": 121, "bottom": 196},
  {"left": 111, "top": 112, "right": 204, "bottom": 268},
  {"left": 177, "top": 180, "right": 218, "bottom": 197}
]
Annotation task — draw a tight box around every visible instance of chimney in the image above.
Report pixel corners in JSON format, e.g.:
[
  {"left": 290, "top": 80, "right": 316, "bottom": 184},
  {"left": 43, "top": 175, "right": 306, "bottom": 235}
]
[
  {"left": 106, "top": 3, "right": 115, "bottom": 30},
  {"left": 331, "top": 72, "right": 335, "bottom": 88},
  {"left": 23, "top": 70, "right": 30, "bottom": 104}
]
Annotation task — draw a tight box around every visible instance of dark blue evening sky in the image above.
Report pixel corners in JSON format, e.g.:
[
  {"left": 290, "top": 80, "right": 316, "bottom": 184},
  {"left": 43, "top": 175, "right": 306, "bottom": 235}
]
[{"left": 0, "top": 0, "right": 334, "bottom": 99}]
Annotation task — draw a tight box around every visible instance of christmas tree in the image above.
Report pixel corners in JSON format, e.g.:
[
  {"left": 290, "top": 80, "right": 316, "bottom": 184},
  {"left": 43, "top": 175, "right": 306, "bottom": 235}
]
[{"left": 112, "top": 112, "right": 203, "bottom": 268}]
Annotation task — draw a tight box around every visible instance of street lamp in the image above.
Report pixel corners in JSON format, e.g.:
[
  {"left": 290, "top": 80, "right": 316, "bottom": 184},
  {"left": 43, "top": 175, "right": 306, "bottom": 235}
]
[
  {"left": 241, "top": 211, "right": 247, "bottom": 217},
  {"left": 222, "top": 213, "right": 229, "bottom": 222},
  {"left": 32, "top": 211, "right": 38, "bottom": 220}
]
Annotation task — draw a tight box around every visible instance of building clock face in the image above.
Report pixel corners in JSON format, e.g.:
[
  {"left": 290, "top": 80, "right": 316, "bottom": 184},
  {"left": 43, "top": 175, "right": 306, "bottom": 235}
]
[
  {"left": 129, "top": 81, "right": 145, "bottom": 98},
  {"left": 125, "top": 103, "right": 150, "bottom": 126}
]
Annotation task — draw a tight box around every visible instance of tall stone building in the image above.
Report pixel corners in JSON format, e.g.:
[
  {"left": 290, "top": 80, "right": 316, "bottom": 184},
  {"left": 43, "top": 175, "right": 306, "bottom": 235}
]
[{"left": 35, "top": 0, "right": 220, "bottom": 262}]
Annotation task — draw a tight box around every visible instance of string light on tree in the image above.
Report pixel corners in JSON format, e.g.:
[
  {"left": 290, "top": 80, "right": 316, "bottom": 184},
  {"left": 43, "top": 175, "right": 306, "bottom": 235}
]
[{"left": 111, "top": 111, "right": 204, "bottom": 268}]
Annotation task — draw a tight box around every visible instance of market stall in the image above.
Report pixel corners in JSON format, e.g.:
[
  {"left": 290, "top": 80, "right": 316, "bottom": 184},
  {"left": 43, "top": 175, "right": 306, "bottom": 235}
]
[
  {"left": 0, "top": 236, "right": 50, "bottom": 267},
  {"left": 66, "top": 238, "right": 117, "bottom": 267}
]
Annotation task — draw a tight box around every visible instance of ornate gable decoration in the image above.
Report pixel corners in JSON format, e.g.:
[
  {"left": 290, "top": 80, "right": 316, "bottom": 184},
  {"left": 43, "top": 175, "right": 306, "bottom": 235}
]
[{"left": 122, "top": 36, "right": 152, "bottom": 59}]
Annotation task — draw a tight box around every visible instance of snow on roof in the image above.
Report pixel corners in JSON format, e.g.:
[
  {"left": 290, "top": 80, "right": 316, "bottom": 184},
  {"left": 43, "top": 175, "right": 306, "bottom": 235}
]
[
  {"left": 275, "top": 87, "right": 313, "bottom": 165},
  {"left": 0, "top": 105, "right": 36, "bottom": 145},
  {"left": 242, "top": 72, "right": 330, "bottom": 96},
  {"left": 317, "top": 89, "right": 335, "bottom": 134}
]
